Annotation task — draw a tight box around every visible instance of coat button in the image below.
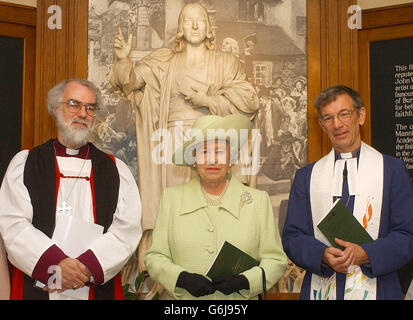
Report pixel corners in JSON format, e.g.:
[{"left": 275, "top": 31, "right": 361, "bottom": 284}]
[
  {"left": 208, "top": 227, "right": 214, "bottom": 232},
  {"left": 207, "top": 247, "right": 214, "bottom": 253}
]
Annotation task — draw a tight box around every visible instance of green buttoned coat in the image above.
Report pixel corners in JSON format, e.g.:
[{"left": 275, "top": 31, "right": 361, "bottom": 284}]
[{"left": 144, "top": 175, "right": 287, "bottom": 300}]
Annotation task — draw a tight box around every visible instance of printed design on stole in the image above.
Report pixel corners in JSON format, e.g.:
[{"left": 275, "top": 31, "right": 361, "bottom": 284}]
[{"left": 309, "top": 142, "right": 383, "bottom": 300}]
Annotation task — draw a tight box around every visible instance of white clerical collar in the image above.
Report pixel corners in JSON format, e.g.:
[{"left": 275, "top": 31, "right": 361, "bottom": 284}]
[
  {"left": 340, "top": 152, "right": 353, "bottom": 159},
  {"left": 65, "top": 148, "right": 79, "bottom": 156},
  {"left": 54, "top": 139, "right": 90, "bottom": 159},
  {"left": 333, "top": 149, "right": 360, "bottom": 196},
  {"left": 332, "top": 158, "right": 357, "bottom": 196},
  {"left": 335, "top": 148, "right": 360, "bottom": 160}
]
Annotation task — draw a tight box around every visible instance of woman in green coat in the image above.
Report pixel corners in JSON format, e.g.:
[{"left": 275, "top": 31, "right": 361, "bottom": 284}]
[{"left": 144, "top": 114, "right": 287, "bottom": 299}]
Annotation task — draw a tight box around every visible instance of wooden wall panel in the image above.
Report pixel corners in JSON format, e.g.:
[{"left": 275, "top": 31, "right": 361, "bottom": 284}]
[
  {"left": 306, "top": 0, "right": 323, "bottom": 163},
  {"left": 0, "top": 2, "right": 35, "bottom": 26},
  {"left": 34, "top": 0, "right": 88, "bottom": 145},
  {"left": 306, "top": 0, "right": 359, "bottom": 163},
  {"left": 71, "top": 0, "right": 89, "bottom": 76},
  {"left": 307, "top": 1, "right": 413, "bottom": 163},
  {"left": 35, "top": 0, "right": 56, "bottom": 145},
  {"left": 0, "top": 2, "right": 36, "bottom": 150},
  {"left": 19, "top": 22, "right": 36, "bottom": 150},
  {"left": 362, "top": 3, "right": 413, "bottom": 29}
]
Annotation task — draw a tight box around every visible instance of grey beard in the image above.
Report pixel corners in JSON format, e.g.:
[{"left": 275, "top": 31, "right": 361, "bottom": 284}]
[{"left": 55, "top": 109, "right": 94, "bottom": 149}]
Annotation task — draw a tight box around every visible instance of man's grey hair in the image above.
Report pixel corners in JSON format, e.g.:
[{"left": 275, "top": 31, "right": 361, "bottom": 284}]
[
  {"left": 314, "top": 85, "right": 363, "bottom": 115},
  {"left": 46, "top": 78, "right": 103, "bottom": 116}
]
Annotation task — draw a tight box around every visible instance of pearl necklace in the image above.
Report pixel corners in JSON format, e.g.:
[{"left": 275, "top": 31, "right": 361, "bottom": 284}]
[{"left": 201, "top": 180, "right": 229, "bottom": 206}]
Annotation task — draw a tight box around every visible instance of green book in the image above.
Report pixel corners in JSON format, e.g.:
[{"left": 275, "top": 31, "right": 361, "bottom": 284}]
[
  {"left": 317, "top": 199, "right": 374, "bottom": 250},
  {"left": 205, "top": 241, "right": 259, "bottom": 279}
]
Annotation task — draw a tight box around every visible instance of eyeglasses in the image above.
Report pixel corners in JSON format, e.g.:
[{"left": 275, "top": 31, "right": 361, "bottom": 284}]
[
  {"left": 320, "top": 109, "right": 356, "bottom": 126},
  {"left": 61, "top": 99, "right": 99, "bottom": 117}
]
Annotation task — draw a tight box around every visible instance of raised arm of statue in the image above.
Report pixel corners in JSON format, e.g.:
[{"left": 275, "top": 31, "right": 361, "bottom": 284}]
[
  {"left": 114, "top": 25, "right": 132, "bottom": 61},
  {"left": 108, "top": 25, "right": 145, "bottom": 99}
]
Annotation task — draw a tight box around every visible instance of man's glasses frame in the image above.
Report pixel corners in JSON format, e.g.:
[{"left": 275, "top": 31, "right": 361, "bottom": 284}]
[
  {"left": 61, "top": 99, "right": 99, "bottom": 117},
  {"left": 320, "top": 109, "right": 357, "bottom": 126}
]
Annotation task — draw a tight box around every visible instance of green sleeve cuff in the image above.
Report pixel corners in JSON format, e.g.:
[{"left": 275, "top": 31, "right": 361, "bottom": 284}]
[{"left": 239, "top": 266, "right": 263, "bottom": 299}]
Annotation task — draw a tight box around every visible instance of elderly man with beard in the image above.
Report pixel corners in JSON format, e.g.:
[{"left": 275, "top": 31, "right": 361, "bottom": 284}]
[{"left": 0, "top": 79, "right": 142, "bottom": 300}]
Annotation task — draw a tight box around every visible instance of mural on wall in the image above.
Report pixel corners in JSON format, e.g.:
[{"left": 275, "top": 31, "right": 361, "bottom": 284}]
[{"left": 88, "top": 0, "right": 307, "bottom": 294}]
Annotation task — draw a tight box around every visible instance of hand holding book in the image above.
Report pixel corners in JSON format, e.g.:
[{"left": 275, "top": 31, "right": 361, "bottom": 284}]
[
  {"left": 212, "top": 274, "right": 249, "bottom": 295},
  {"left": 176, "top": 271, "right": 215, "bottom": 297},
  {"left": 205, "top": 241, "right": 259, "bottom": 279},
  {"left": 175, "top": 242, "right": 260, "bottom": 297},
  {"left": 334, "top": 238, "right": 370, "bottom": 266},
  {"left": 322, "top": 238, "right": 370, "bottom": 273},
  {"left": 318, "top": 200, "right": 372, "bottom": 272},
  {"left": 317, "top": 199, "right": 373, "bottom": 249},
  {"left": 322, "top": 244, "right": 355, "bottom": 273}
]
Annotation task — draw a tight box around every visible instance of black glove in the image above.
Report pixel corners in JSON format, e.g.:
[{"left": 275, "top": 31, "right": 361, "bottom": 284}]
[
  {"left": 176, "top": 271, "right": 215, "bottom": 297},
  {"left": 212, "top": 275, "right": 249, "bottom": 295}
]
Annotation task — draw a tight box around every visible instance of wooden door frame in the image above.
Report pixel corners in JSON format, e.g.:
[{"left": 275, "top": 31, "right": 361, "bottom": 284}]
[
  {"left": 306, "top": 0, "right": 359, "bottom": 163},
  {"left": 0, "top": 2, "right": 36, "bottom": 150},
  {"left": 307, "top": 1, "right": 413, "bottom": 163},
  {"left": 358, "top": 3, "right": 413, "bottom": 145},
  {"left": 358, "top": 4, "right": 413, "bottom": 298}
]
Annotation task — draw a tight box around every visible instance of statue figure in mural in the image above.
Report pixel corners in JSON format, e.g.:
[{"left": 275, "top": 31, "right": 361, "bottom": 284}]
[{"left": 108, "top": 2, "right": 259, "bottom": 296}]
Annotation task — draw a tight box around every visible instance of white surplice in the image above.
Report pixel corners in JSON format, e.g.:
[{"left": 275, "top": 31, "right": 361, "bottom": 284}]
[
  {"left": 0, "top": 234, "right": 10, "bottom": 300},
  {"left": 406, "top": 280, "right": 413, "bottom": 300},
  {"left": 0, "top": 150, "right": 142, "bottom": 300}
]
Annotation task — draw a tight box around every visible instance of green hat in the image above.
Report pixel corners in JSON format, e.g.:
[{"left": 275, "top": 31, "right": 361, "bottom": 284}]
[{"left": 173, "top": 114, "right": 252, "bottom": 167}]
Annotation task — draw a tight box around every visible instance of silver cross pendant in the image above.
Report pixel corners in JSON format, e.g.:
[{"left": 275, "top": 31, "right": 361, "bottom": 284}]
[{"left": 56, "top": 201, "right": 73, "bottom": 215}]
